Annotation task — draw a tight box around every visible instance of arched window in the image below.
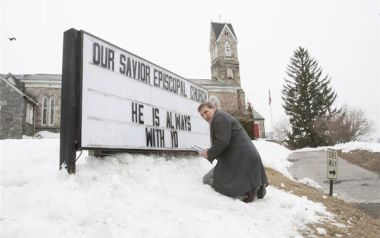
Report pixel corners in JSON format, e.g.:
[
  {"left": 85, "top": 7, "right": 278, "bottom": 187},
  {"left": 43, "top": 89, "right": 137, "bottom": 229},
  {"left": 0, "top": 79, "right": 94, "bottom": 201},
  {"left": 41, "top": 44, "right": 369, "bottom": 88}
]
[
  {"left": 26, "top": 103, "right": 34, "bottom": 124},
  {"left": 227, "top": 68, "right": 233, "bottom": 79},
  {"left": 49, "top": 96, "right": 55, "bottom": 126},
  {"left": 41, "top": 97, "right": 48, "bottom": 125},
  {"left": 225, "top": 41, "right": 231, "bottom": 57}
]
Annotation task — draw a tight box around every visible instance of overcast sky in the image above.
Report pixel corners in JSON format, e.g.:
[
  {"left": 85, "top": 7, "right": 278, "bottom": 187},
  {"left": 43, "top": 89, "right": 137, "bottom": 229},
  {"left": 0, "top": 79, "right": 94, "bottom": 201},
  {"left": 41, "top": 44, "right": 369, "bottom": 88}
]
[{"left": 1, "top": 0, "right": 379, "bottom": 138}]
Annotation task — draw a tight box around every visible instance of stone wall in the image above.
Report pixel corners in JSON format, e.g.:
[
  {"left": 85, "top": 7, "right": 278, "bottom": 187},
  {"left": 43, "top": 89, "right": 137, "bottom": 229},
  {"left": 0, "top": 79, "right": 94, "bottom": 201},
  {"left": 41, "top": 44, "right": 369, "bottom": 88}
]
[
  {"left": 211, "top": 59, "right": 240, "bottom": 83},
  {"left": 22, "top": 101, "right": 35, "bottom": 136},
  {"left": 0, "top": 80, "right": 28, "bottom": 139},
  {"left": 208, "top": 91, "right": 239, "bottom": 115}
]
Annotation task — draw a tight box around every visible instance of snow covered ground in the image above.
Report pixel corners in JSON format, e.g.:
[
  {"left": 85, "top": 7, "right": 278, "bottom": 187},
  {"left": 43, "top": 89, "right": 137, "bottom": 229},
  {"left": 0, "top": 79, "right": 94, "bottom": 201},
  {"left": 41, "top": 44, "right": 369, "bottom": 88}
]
[
  {"left": 3, "top": 138, "right": 377, "bottom": 237},
  {"left": 295, "top": 141, "right": 380, "bottom": 153}
]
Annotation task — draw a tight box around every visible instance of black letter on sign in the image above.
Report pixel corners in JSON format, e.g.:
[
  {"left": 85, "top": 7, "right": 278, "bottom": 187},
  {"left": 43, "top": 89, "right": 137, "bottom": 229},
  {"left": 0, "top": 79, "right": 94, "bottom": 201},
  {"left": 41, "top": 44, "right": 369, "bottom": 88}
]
[
  {"left": 146, "top": 128, "right": 154, "bottom": 147},
  {"left": 93, "top": 42, "right": 100, "bottom": 65},
  {"left": 187, "top": 116, "right": 191, "bottom": 131},
  {"left": 132, "top": 102, "right": 144, "bottom": 124},
  {"left": 171, "top": 130, "right": 178, "bottom": 147},
  {"left": 108, "top": 49, "right": 115, "bottom": 71},
  {"left": 119, "top": 54, "right": 126, "bottom": 74},
  {"left": 152, "top": 108, "right": 160, "bottom": 126}
]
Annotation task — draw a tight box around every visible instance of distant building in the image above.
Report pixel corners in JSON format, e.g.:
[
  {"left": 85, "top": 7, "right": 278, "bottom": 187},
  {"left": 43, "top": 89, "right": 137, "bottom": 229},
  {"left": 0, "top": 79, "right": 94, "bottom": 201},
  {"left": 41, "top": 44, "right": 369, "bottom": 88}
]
[
  {"left": 190, "top": 22, "right": 265, "bottom": 138},
  {"left": 252, "top": 107, "right": 265, "bottom": 139},
  {"left": 0, "top": 73, "right": 61, "bottom": 139}
]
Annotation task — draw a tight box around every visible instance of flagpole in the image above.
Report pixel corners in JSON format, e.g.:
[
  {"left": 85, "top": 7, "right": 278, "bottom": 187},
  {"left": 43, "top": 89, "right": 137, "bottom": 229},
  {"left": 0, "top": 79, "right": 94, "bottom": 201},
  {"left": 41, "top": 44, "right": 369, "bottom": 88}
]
[
  {"left": 269, "top": 89, "right": 273, "bottom": 134},
  {"left": 270, "top": 102, "right": 273, "bottom": 132}
]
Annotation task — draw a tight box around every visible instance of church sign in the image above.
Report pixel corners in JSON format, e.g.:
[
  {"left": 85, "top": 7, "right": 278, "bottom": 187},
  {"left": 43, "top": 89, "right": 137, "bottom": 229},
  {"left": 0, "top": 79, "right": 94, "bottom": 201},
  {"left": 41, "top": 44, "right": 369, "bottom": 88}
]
[{"left": 60, "top": 29, "right": 209, "bottom": 173}]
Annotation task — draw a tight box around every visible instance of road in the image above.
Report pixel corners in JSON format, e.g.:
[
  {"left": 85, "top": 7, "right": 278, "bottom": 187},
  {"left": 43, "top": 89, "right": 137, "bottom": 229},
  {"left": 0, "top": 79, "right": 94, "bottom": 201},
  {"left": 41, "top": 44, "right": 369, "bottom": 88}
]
[{"left": 287, "top": 151, "right": 380, "bottom": 218}]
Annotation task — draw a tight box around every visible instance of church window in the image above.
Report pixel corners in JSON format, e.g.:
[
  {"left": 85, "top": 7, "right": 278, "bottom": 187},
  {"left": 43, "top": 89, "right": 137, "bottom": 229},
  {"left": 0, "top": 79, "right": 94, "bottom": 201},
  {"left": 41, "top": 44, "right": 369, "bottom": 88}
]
[
  {"left": 225, "top": 41, "right": 231, "bottom": 57},
  {"left": 41, "top": 96, "right": 55, "bottom": 126},
  {"left": 26, "top": 103, "right": 34, "bottom": 124},
  {"left": 49, "top": 96, "right": 55, "bottom": 126},
  {"left": 42, "top": 97, "right": 48, "bottom": 125},
  {"left": 227, "top": 68, "right": 233, "bottom": 79}
]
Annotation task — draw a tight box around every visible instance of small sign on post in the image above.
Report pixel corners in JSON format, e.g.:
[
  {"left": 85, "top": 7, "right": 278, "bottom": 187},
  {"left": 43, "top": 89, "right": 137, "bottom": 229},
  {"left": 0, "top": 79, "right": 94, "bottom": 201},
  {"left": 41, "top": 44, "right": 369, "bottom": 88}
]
[{"left": 327, "top": 149, "right": 338, "bottom": 196}]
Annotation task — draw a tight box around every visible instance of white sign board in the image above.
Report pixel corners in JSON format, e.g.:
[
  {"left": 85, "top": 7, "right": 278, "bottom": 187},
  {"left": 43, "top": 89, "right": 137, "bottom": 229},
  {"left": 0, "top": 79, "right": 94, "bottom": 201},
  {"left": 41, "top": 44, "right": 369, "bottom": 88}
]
[
  {"left": 327, "top": 149, "right": 338, "bottom": 180},
  {"left": 81, "top": 32, "right": 210, "bottom": 150}
]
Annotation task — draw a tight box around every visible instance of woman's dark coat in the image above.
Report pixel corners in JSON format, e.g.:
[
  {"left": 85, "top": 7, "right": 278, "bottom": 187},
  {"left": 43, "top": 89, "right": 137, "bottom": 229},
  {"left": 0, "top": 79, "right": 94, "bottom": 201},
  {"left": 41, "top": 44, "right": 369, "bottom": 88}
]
[{"left": 207, "top": 110, "right": 268, "bottom": 197}]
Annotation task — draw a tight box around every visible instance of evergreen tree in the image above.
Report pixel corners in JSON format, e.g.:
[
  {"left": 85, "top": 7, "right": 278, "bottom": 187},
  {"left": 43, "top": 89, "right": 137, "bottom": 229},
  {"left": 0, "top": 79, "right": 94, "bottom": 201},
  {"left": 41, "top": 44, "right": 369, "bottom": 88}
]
[{"left": 282, "top": 47, "right": 338, "bottom": 148}]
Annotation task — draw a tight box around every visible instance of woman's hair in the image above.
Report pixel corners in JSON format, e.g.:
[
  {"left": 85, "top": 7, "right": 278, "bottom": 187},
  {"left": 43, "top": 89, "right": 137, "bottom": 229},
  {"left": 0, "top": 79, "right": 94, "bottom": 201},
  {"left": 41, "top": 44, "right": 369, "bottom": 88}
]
[{"left": 197, "top": 102, "right": 215, "bottom": 112}]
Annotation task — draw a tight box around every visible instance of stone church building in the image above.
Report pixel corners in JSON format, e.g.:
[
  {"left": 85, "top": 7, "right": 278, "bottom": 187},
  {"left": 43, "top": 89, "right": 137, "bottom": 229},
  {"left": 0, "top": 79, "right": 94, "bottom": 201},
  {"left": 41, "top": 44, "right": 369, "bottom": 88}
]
[
  {"left": 0, "top": 22, "right": 265, "bottom": 139},
  {"left": 0, "top": 73, "right": 61, "bottom": 139},
  {"left": 190, "top": 22, "right": 265, "bottom": 138}
]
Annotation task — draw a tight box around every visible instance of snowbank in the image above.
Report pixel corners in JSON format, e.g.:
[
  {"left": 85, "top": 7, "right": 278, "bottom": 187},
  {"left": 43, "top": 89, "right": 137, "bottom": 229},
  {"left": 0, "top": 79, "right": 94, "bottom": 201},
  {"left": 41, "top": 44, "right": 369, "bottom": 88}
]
[
  {"left": 253, "top": 140, "right": 293, "bottom": 178},
  {"left": 0, "top": 138, "right": 333, "bottom": 238},
  {"left": 294, "top": 141, "right": 380, "bottom": 153}
]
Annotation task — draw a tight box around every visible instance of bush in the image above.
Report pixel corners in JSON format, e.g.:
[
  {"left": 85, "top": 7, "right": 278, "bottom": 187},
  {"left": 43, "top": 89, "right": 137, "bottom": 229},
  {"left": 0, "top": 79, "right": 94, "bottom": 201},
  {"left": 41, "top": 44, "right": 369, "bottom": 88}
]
[
  {"left": 240, "top": 118, "right": 255, "bottom": 140},
  {"left": 313, "top": 105, "right": 372, "bottom": 144}
]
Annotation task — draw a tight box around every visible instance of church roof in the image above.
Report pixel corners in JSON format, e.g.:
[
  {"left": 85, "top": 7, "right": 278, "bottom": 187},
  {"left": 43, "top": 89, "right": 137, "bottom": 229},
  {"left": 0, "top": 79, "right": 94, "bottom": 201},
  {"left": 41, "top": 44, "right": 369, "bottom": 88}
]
[
  {"left": 252, "top": 109, "right": 264, "bottom": 120},
  {"left": 211, "top": 22, "right": 238, "bottom": 41},
  {"left": 12, "top": 74, "right": 61, "bottom": 88},
  {"left": 15, "top": 74, "right": 61, "bottom": 81},
  {"left": 0, "top": 74, "right": 37, "bottom": 105},
  {"left": 188, "top": 78, "right": 240, "bottom": 88}
]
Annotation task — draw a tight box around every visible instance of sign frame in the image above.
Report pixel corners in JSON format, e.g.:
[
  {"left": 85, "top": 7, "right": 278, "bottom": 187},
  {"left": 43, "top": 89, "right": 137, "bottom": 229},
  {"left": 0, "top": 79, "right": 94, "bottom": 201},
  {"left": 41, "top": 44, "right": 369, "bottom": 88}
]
[{"left": 60, "top": 29, "right": 209, "bottom": 173}]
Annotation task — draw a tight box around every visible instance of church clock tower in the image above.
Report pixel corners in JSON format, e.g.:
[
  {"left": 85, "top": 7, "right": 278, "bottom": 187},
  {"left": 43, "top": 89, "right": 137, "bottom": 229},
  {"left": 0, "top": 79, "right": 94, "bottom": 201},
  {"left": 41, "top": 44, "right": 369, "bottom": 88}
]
[
  {"left": 210, "top": 22, "right": 240, "bottom": 85},
  {"left": 189, "top": 22, "right": 266, "bottom": 138}
]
